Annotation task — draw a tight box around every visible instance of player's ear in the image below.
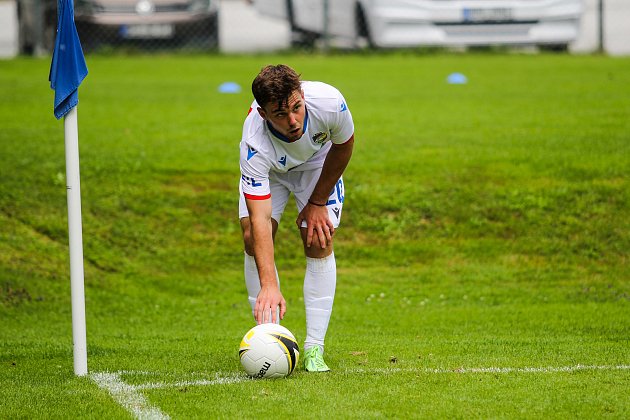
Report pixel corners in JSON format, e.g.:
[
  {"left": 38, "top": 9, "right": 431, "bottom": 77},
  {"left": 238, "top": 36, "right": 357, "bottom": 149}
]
[
  {"left": 300, "top": 89, "right": 305, "bottom": 100},
  {"left": 257, "top": 107, "right": 267, "bottom": 120}
]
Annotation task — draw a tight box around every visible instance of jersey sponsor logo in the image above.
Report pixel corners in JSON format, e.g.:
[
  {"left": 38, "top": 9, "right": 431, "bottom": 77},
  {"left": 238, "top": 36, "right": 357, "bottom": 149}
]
[
  {"left": 312, "top": 131, "right": 329, "bottom": 144},
  {"left": 340, "top": 102, "right": 348, "bottom": 112},
  {"left": 247, "top": 146, "right": 258, "bottom": 161},
  {"left": 278, "top": 155, "right": 287, "bottom": 166},
  {"left": 241, "top": 174, "right": 262, "bottom": 187}
]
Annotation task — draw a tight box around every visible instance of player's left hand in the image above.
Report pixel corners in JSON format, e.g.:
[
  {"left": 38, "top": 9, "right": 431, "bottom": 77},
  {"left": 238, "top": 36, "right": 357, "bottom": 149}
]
[{"left": 296, "top": 202, "right": 334, "bottom": 248}]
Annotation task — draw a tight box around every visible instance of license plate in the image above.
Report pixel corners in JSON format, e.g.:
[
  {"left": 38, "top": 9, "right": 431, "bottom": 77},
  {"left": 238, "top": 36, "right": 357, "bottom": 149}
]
[
  {"left": 463, "top": 8, "right": 513, "bottom": 22},
  {"left": 120, "top": 24, "right": 174, "bottom": 39}
]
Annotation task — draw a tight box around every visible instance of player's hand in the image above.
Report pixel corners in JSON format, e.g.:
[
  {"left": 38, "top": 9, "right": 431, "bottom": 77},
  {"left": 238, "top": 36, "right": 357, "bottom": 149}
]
[
  {"left": 296, "top": 202, "right": 334, "bottom": 249},
  {"left": 255, "top": 285, "right": 286, "bottom": 324}
]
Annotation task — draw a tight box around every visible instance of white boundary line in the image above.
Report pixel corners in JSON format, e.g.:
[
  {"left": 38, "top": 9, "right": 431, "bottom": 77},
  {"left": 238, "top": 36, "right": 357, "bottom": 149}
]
[
  {"left": 135, "top": 374, "right": 248, "bottom": 390},
  {"left": 349, "top": 364, "right": 630, "bottom": 375},
  {"left": 91, "top": 365, "right": 630, "bottom": 419},
  {"left": 91, "top": 372, "right": 171, "bottom": 420}
]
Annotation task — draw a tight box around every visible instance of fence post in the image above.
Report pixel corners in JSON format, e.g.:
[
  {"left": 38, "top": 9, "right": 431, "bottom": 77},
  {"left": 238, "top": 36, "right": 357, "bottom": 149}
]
[{"left": 597, "top": 0, "right": 604, "bottom": 53}]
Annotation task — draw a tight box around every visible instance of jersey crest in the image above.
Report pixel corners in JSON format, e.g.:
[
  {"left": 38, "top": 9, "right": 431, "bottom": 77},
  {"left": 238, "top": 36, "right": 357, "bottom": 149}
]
[{"left": 312, "top": 131, "right": 329, "bottom": 145}]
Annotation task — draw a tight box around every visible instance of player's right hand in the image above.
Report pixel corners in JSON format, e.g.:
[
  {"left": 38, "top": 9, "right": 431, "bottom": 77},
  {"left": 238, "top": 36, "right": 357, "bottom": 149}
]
[
  {"left": 255, "top": 285, "right": 286, "bottom": 324},
  {"left": 296, "top": 201, "right": 334, "bottom": 249}
]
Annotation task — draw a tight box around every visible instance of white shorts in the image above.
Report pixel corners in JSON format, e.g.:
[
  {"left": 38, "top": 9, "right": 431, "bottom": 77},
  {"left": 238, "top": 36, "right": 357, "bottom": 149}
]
[{"left": 239, "top": 167, "right": 344, "bottom": 228}]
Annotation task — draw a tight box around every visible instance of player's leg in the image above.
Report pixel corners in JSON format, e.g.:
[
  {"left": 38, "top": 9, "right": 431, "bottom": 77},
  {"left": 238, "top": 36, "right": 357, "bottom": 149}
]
[
  {"left": 301, "top": 230, "right": 335, "bottom": 372},
  {"left": 294, "top": 171, "right": 345, "bottom": 371},
  {"left": 239, "top": 178, "right": 290, "bottom": 321}
]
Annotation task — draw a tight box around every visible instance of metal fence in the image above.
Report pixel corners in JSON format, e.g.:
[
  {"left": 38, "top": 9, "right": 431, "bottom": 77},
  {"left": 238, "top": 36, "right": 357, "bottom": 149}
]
[
  {"left": 16, "top": 0, "right": 219, "bottom": 54},
  {"left": 9, "top": 0, "right": 630, "bottom": 56}
]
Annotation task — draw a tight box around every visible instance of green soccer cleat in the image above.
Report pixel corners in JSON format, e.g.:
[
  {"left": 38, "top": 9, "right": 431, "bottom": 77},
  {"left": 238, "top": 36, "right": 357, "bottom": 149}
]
[{"left": 303, "top": 346, "right": 331, "bottom": 372}]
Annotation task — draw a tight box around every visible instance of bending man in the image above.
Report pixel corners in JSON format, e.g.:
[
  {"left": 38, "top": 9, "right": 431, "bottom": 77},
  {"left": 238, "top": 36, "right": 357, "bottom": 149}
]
[{"left": 239, "top": 64, "right": 355, "bottom": 372}]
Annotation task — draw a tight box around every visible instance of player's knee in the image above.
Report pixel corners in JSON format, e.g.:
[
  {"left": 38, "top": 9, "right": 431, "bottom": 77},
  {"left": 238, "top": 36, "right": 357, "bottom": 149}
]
[
  {"left": 244, "top": 243, "right": 255, "bottom": 256},
  {"left": 303, "top": 237, "right": 334, "bottom": 258}
]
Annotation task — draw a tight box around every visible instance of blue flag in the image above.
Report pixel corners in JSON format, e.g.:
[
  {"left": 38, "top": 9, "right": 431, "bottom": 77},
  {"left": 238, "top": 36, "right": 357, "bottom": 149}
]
[{"left": 49, "top": 0, "right": 88, "bottom": 120}]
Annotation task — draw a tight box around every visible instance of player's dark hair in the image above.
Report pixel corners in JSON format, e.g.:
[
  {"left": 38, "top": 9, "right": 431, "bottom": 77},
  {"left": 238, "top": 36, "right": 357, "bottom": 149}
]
[{"left": 252, "top": 64, "right": 302, "bottom": 110}]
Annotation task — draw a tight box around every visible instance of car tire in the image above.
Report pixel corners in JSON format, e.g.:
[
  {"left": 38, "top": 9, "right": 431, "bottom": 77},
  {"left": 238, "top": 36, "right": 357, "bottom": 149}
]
[
  {"left": 287, "top": 0, "right": 317, "bottom": 49},
  {"left": 178, "top": 12, "right": 219, "bottom": 50},
  {"left": 539, "top": 43, "right": 568, "bottom": 52},
  {"left": 201, "top": 12, "right": 219, "bottom": 50},
  {"left": 355, "top": 3, "right": 375, "bottom": 49}
]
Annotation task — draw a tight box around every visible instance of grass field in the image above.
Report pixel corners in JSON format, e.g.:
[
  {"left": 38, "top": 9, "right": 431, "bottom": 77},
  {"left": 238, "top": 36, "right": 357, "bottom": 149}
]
[{"left": 1, "top": 52, "right": 629, "bottom": 418}]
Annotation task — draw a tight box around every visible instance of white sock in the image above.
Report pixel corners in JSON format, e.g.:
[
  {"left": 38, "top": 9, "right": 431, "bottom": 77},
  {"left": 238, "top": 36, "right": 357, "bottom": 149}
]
[
  {"left": 244, "top": 253, "right": 280, "bottom": 322},
  {"left": 303, "top": 253, "right": 336, "bottom": 352}
]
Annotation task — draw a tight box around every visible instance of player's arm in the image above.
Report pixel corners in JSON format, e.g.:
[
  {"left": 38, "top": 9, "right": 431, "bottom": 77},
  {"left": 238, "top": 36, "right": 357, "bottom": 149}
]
[
  {"left": 296, "top": 134, "right": 355, "bottom": 248},
  {"left": 245, "top": 196, "right": 286, "bottom": 324}
]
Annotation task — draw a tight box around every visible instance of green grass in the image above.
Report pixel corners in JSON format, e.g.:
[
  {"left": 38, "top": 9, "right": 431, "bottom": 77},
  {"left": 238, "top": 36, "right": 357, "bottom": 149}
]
[{"left": 1, "top": 52, "right": 629, "bottom": 418}]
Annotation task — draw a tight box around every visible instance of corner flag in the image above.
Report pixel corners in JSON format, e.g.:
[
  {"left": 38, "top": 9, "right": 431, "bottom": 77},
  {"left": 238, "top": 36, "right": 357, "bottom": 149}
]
[
  {"left": 49, "top": 0, "right": 87, "bottom": 120},
  {"left": 49, "top": 0, "right": 89, "bottom": 376}
]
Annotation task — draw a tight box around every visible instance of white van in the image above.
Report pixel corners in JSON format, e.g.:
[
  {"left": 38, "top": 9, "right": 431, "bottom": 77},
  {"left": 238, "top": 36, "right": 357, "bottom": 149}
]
[{"left": 250, "top": 0, "right": 583, "bottom": 50}]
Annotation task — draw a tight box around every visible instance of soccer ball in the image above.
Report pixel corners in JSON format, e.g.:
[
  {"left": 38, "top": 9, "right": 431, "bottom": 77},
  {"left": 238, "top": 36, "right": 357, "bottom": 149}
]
[{"left": 239, "top": 323, "right": 300, "bottom": 379}]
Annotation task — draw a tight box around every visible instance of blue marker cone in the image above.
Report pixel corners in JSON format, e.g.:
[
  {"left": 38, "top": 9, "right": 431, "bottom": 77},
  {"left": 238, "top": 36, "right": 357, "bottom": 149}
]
[
  {"left": 218, "top": 82, "right": 242, "bottom": 94},
  {"left": 447, "top": 73, "right": 468, "bottom": 84}
]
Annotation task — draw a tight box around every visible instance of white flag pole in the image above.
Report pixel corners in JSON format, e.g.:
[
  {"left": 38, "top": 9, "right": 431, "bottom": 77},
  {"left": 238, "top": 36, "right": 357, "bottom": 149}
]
[{"left": 64, "top": 105, "right": 88, "bottom": 376}]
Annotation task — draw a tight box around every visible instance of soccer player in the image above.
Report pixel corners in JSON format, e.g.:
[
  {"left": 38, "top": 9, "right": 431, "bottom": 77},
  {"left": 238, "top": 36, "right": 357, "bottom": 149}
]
[{"left": 239, "top": 64, "right": 354, "bottom": 372}]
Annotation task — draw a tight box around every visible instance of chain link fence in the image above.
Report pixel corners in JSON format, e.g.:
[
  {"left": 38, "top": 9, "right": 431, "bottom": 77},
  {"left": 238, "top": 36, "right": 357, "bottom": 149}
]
[
  {"left": 7, "top": 0, "right": 630, "bottom": 56},
  {"left": 15, "top": 0, "right": 218, "bottom": 53}
]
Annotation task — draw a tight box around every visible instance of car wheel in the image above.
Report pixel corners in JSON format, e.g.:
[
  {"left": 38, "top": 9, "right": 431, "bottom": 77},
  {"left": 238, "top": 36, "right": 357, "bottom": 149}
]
[
  {"left": 287, "top": 0, "right": 317, "bottom": 49},
  {"left": 201, "top": 13, "right": 219, "bottom": 50},
  {"left": 356, "top": 3, "right": 375, "bottom": 49},
  {"left": 180, "top": 12, "right": 219, "bottom": 51},
  {"left": 539, "top": 43, "right": 568, "bottom": 52}
]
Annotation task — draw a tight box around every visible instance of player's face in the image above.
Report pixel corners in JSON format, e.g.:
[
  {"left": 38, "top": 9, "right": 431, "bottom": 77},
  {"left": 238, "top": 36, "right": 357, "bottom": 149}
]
[{"left": 259, "top": 90, "right": 305, "bottom": 142}]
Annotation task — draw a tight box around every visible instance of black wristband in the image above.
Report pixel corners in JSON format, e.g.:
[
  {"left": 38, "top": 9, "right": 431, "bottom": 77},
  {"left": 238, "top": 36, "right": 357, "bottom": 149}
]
[{"left": 308, "top": 199, "right": 326, "bottom": 207}]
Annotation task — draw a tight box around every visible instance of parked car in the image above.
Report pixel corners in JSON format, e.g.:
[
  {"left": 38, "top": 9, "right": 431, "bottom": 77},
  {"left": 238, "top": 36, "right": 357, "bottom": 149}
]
[
  {"left": 249, "top": 0, "right": 583, "bottom": 50},
  {"left": 40, "top": 0, "right": 219, "bottom": 52}
]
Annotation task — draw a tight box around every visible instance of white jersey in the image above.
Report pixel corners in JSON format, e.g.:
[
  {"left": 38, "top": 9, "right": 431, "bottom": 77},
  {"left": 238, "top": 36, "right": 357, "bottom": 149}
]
[{"left": 240, "top": 81, "right": 354, "bottom": 200}]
